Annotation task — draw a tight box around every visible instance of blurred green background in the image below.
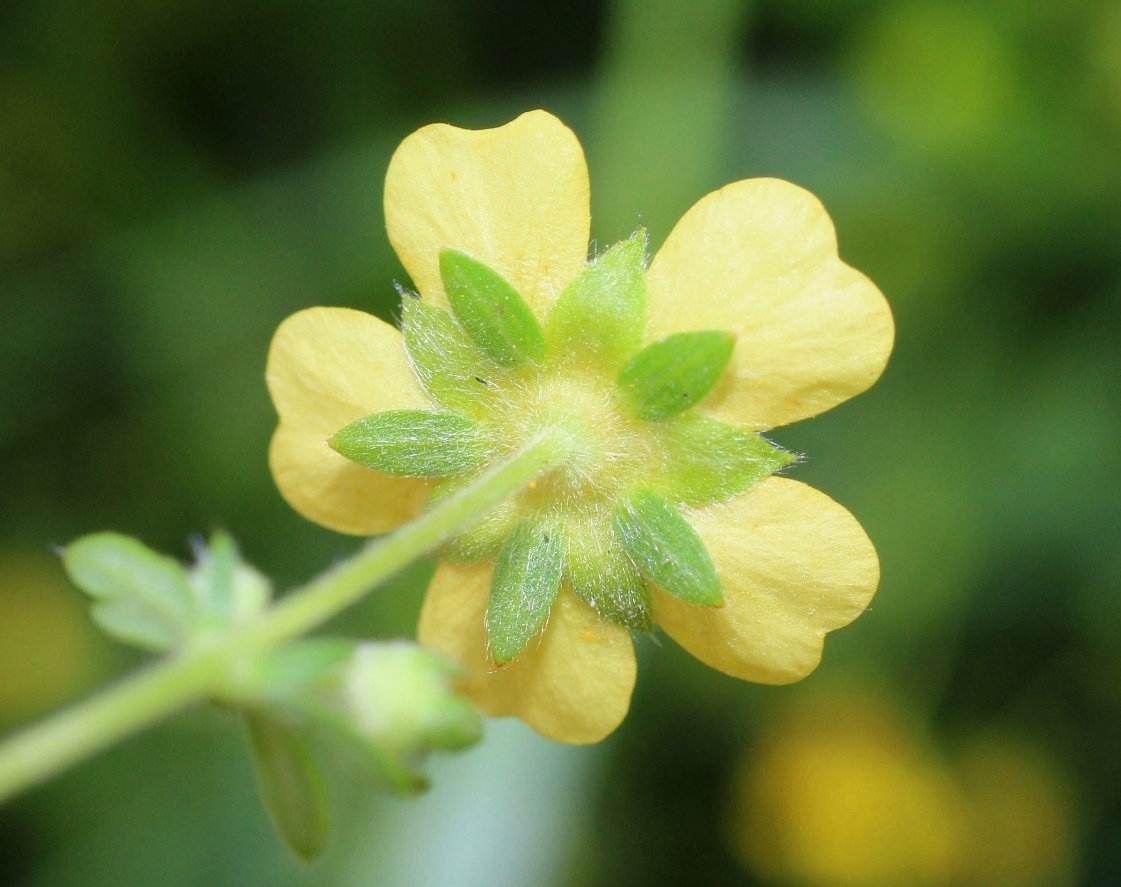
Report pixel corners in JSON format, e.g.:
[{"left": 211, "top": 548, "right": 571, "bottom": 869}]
[{"left": 2, "top": 0, "right": 1120, "bottom": 884}]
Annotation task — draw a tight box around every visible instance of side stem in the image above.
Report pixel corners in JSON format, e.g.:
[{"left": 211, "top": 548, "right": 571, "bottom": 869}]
[{"left": 0, "top": 430, "right": 568, "bottom": 804}]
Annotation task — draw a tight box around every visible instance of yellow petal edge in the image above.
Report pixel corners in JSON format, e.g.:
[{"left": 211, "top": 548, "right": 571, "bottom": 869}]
[
  {"left": 385, "top": 110, "right": 591, "bottom": 316},
  {"left": 646, "top": 178, "right": 895, "bottom": 431},
  {"left": 418, "top": 560, "right": 637, "bottom": 744},
  {"left": 266, "top": 307, "right": 432, "bottom": 535},
  {"left": 654, "top": 477, "right": 880, "bottom": 684}
]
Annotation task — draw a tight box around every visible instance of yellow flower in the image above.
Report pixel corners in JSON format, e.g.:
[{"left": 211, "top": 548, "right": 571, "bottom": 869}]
[
  {"left": 266, "top": 110, "right": 894, "bottom": 744},
  {"left": 727, "top": 692, "right": 969, "bottom": 887}
]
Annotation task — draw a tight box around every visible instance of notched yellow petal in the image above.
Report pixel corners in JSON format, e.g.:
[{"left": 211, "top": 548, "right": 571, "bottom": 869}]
[
  {"left": 653, "top": 477, "right": 880, "bottom": 684},
  {"left": 266, "top": 307, "right": 432, "bottom": 535},
  {"left": 385, "top": 110, "right": 591, "bottom": 317},
  {"left": 646, "top": 178, "right": 895, "bottom": 431},
  {"left": 417, "top": 561, "right": 636, "bottom": 744}
]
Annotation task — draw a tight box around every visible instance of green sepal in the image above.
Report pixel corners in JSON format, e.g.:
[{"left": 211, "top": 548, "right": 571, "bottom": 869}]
[
  {"left": 564, "top": 514, "right": 653, "bottom": 632},
  {"left": 486, "top": 521, "right": 564, "bottom": 665},
  {"left": 401, "top": 297, "right": 498, "bottom": 415},
  {"left": 546, "top": 230, "right": 647, "bottom": 367},
  {"left": 330, "top": 409, "right": 491, "bottom": 477},
  {"left": 245, "top": 711, "right": 331, "bottom": 864},
  {"left": 439, "top": 249, "right": 546, "bottom": 367},
  {"left": 62, "top": 532, "right": 195, "bottom": 651},
  {"left": 189, "top": 531, "right": 271, "bottom": 624},
  {"left": 615, "top": 490, "right": 722, "bottom": 607},
  {"left": 616, "top": 330, "right": 735, "bottom": 421},
  {"left": 654, "top": 415, "right": 797, "bottom": 505}
]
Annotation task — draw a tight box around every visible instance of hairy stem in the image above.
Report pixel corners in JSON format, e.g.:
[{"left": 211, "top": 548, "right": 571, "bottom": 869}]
[{"left": 0, "top": 430, "right": 570, "bottom": 804}]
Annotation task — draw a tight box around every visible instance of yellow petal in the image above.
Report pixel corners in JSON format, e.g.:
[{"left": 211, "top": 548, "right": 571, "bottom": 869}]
[
  {"left": 645, "top": 178, "right": 894, "bottom": 430},
  {"left": 384, "top": 110, "right": 590, "bottom": 316},
  {"left": 417, "top": 561, "right": 636, "bottom": 744},
  {"left": 653, "top": 477, "right": 879, "bottom": 683},
  {"left": 266, "top": 307, "right": 432, "bottom": 535}
]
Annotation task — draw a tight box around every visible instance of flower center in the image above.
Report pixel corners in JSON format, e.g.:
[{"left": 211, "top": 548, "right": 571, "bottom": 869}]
[{"left": 486, "top": 367, "right": 656, "bottom": 515}]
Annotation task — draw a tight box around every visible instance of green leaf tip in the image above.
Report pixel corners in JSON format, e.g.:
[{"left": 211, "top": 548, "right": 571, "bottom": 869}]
[
  {"left": 62, "top": 532, "right": 194, "bottom": 651},
  {"left": 617, "top": 330, "right": 735, "bottom": 421},
  {"left": 439, "top": 248, "right": 546, "bottom": 367},
  {"left": 486, "top": 522, "right": 564, "bottom": 665},
  {"left": 615, "top": 490, "right": 722, "bottom": 607},
  {"left": 246, "top": 712, "right": 331, "bottom": 864},
  {"left": 330, "top": 409, "right": 491, "bottom": 477},
  {"left": 546, "top": 229, "right": 647, "bottom": 366}
]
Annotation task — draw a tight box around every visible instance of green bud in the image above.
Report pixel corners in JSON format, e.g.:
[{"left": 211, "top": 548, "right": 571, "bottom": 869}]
[
  {"left": 62, "top": 532, "right": 195, "bottom": 651},
  {"left": 546, "top": 230, "right": 647, "bottom": 367},
  {"left": 439, "top": 249, "right": 546, "bottom": 367},
  {"left": 564, "top": 515, "right": 653, "bottom": 632},
  {"left": 401, "top": 297, "right": 499, "bottom": 415},
  {"left": 486, "top": 521, "right": 564, "bottom": 665},
  {"left": 617, "top": 330, "right": 735, "bottom": 421},
  {"left": 615, "top": 490, "right": 722, "bottom": 607},
  {"left": 345, "top": 642, "right": 482, "bottom": 758},
  {"left": 330, "top": 409, "right": 491, "bottom": 477},
  {"left": 245, "top": 712, "right": 330, "bottom": 864},
  {"left": 654, "top": 415, "right": 797, "bottom": 505}
]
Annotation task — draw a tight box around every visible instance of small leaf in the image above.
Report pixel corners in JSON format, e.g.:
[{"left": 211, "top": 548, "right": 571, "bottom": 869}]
[
  {"left": 486, "top": 522, "right": 564, "bottom": 664},
  {"left": 617, "top": 331, "right": 735, "bottom": 421},
  {"left": 62, "top": 533, "right": 195, "bottom": 651},
  {"left": 439, "top": 249, "right": 546, "bottom": 367},
  {"left": 401, "top": 297, "right": 498, "bottom": 414},
  {"left": 546, "top": 230, "right": 647, "bottom": 367},
  {"left": 564, "top": 515, "right": 653, "bottom": 632},
  {"left": 89, "top": 597, "right": 186, "bottom": 652},
  {"left": 330, "top": 409, "right": 491, "bottom": 477},
  {"left": 245, "top": 712, "right": 331, "bottom": 864},
  {"left": 654, "top": 415, "right": 797, "bottom": 505},
  {"left": 615, "top": 490, "right": 722, "bottom": 607}
]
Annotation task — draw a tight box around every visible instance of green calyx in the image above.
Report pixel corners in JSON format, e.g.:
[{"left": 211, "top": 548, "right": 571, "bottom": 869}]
[{"left": 330, "top": 238, "right": 797, "bottom": 662}]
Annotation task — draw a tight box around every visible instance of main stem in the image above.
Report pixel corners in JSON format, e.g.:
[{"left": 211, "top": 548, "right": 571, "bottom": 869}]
[{"left": 0, "top": 431, "right": 569, "bottom": 804}]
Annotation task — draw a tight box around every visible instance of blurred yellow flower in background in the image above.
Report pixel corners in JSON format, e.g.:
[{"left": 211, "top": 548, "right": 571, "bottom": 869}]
[
  {"left": 728, "top": 692, "right": 967, "bottom": 887},
  {"left": 0, "top": 549, "right": 107, "bottom": 729},
  {"left": 726, "top": 691, "right": 1081, "bottom": 887},
  {"left": 957, "top": 734, "right": 1078, "bottom": 887},
  {"left": 266, "top": 110, "right": 893, "bottom": 743}
]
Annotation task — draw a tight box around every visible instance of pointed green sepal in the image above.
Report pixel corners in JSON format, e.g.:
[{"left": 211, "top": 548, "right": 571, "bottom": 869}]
[
  {"left": 245, "top": 712, "right": 331, "bottom": 864},
  {"left": 486, "top": 521, "right": 564, "bottom": 664},
  {"left": 330, "top": 409, "right": 491, "bottom": 477},
  {"left": 654, "top": 415, "right": 797, "bottom": 505},
  {"left": 401, "top": 297, "right": 498, "bottom": 414},
  {"left": 546, "top": 230, "right": 647, "bottom": 367},
  {"left": 615, "top": 490, "right": 722, "bottom": 607},
  {"left": 439, "top": 249, "right": 546, "bottom": 367},
  {"left": 189, "top": 531, "right": 272, "bottom": 624},
  {"left": 564, "top": 515, "right": 653, "bottom": 631},
  {"left": 61, "top": 532, "right": 195, "bottom": 651},
  {"left": 616, "top": 330, "right": 735, "bottom": 421}
]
